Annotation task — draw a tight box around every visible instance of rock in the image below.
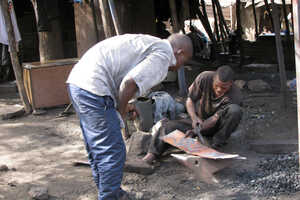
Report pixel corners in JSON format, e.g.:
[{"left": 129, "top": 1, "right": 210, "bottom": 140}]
[
  {"left": 0, "top": 165, "right": 9, "bottom": 172},
  {"left": 126, "top": 131, "right": 152, "bottom": 156},
  {"left": 28, "top": 186, "right": 49, "bottom": 200},
  {"left": 247, "top": 79, "right": 271, "bottom": 92},
  {"left": 234, "top": 80, "right": 246, "bottom": 90}
]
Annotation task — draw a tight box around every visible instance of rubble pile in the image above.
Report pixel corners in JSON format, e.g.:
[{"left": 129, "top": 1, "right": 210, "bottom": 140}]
[{"left": 231, "top": 153, "right": 300, "bottom": 198}]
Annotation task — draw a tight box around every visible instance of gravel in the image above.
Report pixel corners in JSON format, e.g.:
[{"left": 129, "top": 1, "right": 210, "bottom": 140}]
[{"left": 228, "top": 152, "right": 300, "bottom": 199}]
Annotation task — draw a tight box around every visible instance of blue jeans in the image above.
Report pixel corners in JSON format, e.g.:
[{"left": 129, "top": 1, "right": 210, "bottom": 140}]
[{"left": 67, "top": 84, "right": 126, "bottom": 200}]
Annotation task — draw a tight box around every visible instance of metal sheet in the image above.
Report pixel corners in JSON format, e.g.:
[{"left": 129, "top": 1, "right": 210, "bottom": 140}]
[{"left": 162, "top": 130, "right": 245, "bottom": 160}]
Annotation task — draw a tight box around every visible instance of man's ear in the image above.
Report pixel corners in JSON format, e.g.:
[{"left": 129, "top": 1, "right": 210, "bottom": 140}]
[{"left": 176, "top": 49, "right": 183, "bottom": 55}]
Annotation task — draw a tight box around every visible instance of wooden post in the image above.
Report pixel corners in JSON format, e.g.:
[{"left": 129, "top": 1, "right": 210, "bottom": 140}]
[
  {"left": 236, "top": 0, "right": 244, "bottom": 66},
  {"left": 282, "top": 0, "right": 291, "bottom": 41},
  {"left": 263, "top": 0, "right": 275, "bottom": 32},
  {"left": 252, "top": 0, "right": 259, "bottom": 38},
  {"left": 169, "top": 0, "right": 187, "bottom": 96},
  {"left": 108, "top": 0, "right": 122, "bottom": 35},
  {"left": 292, "top": 0, "right": 300, "bottom": 168},
  {"left": 0, "top": 1, "right": 32, "bottom": 113},
  {"left": 212, "top": 0, "right": 220, "bottom": 42},
  {"left": 99, "top": 0, "right": 114, "bottom": 38},
  {"left": 31, "top": 0, "right": 64, "bottom": 63},
  {"left": 271, "top": 0, "right": 288, "bottom": 110}
]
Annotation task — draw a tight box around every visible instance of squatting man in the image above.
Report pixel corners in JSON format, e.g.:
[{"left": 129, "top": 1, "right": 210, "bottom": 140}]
[{"left": 142, "top": 65, "right": 243, "bottom": 164}]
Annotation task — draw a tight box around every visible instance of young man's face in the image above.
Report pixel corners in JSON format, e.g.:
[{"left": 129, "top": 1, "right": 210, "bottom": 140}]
[{"left": 213, "top": 75, "right": 233, "bottom": 98}]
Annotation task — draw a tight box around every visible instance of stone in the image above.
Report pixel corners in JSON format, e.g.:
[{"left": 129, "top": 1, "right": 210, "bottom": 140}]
[
  {"left": 0, "top": 165, "right": 9, "bottom": 172},
  {"left": 28, "top": 186, "right": 49, "bottom": 200},
  {"left": 247, "top": 79, "right": 271, "bottom": 92},
  {"left": 126, "top": 131, "right": 152, "bottom": 156},
  {"left": 234, "top": 80, "right": 246, "bottom": 90}
]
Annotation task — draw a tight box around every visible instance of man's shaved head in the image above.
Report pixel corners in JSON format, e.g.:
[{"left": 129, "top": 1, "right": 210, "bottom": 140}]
[
  {"left": 168, "top": 33, "right": 193, "bottom": 57},
  {"left": 167, "top": 33, "right": 193, "bottom": 70}
]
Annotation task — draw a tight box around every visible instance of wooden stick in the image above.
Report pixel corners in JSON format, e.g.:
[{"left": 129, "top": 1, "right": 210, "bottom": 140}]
[
  {"left": 99, "top": 0, "right": 114, "bottom": 38},
  {"left": 271, "top": 0, "right": 287, "bottom": 110},
  {"left": 0, "top": 1, "right": 32, "bottom": 114},
  {"left": 251, "top": 0, "right": 259, "bottom": 38}
]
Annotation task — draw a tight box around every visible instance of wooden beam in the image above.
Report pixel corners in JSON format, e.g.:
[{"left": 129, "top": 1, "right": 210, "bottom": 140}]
[
  {"left": 0, "top": 1, "right": 32, "bottom": 113},
  {"left": 99, "top": 0, "right": 114, "bottom": 38},
  {"left": 271, "top": 0, "right": 287, "bottom": 110},
  {"left": 169, "top": 0, "right": 181, "bottom": 32},
  {"left": 251, "top": 0, "right": 259, "bottom": 38},
  {"left": 292, "top": 0, "right": 300, "bottom": 169},
  {"left": 169, "top": 0, "right": 187, "bottom": 97}
]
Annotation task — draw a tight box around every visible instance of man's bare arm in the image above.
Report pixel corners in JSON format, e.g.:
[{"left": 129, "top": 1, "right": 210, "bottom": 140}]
[
  {"left": 186, "top": 97, "right": 203, "bottom": 128},
  {"left": 118, "top": 78, "right": 138, "bottom": 118}
]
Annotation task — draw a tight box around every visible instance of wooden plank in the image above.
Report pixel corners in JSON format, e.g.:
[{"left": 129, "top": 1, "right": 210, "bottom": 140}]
[
  {"left": 212, "top": 0, "right": 220, "bottom": 42},
  {"left": 0, "top": 0, "right": 32, "bottom": 113}
]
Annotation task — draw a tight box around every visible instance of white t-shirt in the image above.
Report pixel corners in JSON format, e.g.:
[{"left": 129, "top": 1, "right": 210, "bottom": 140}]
[{"left": 67, "top": 34, "right": 176, "bottom": 107}]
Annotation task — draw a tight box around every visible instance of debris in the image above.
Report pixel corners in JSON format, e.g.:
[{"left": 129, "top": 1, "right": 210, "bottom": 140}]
[
  {"left": 247, "top": 79, "right": 271, "bottom": 92},
  {"left": 28, "top": 186, "right": 49, "bottom": 200}
]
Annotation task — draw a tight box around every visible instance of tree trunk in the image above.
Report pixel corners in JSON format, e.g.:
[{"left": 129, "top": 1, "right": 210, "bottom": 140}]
[
  {"left": 31, "top": 0, "right": 64, "bottom": 63},
  {"left": 0, "top": 1, "right": 32, "bottom": 113}
]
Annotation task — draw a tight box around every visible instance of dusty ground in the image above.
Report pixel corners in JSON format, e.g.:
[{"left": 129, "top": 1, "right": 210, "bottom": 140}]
[{"left": 0, "top": 68, "right": 299, "bottom": 200}]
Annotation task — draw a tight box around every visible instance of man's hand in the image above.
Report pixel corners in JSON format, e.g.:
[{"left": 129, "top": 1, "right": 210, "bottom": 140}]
[
  {"left": 126, "top": 104, "right": 138, "bottom": 121},
  {"left": 192, "top": 116, "right": 203, "bottom": 129},
  {"left": 184, "top": 130, "right": 196, "bottom": 138}
]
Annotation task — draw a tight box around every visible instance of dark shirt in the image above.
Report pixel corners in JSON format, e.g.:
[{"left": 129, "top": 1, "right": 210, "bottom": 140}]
[{"left": 188, "top": 71, "right": 242, "bottom": 120}]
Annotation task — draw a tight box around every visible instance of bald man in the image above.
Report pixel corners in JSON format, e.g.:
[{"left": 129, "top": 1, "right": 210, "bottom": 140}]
[{"left": 67, "top": 34, "right": 193, "bottom": 200}]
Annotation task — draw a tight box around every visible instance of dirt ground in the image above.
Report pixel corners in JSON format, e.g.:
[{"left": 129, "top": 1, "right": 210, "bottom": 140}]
[{"left": 0, "top": 68, "right": 299, "bottom": 200}]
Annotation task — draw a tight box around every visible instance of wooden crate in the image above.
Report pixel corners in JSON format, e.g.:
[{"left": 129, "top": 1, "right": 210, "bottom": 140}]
[{"left": 23, "top": 58, "right": 79, "bottom": 110}]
